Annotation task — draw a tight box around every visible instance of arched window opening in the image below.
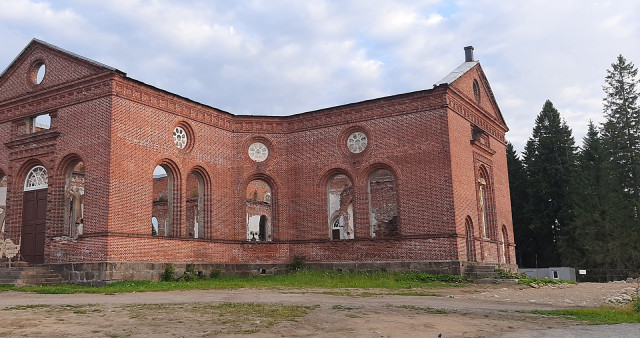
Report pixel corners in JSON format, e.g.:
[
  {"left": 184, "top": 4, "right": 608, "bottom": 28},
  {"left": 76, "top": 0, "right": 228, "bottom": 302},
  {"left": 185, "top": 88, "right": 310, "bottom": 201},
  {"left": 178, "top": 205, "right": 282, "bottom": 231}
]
[
  {"left": 501, "top": 225, "right": 510, "bottom": 264},
  {"left": 328, "top": 174, "right": 354, "bottom": 240},
  {"left": 246, "top": 180, "right": 272, "bottom": 241},
  {"left": 465, "top": 217, "right": 476, "bottom": 262},
  {"left": 64, "top": 161, "right": 85, "bottom": 238},
  {"left": 152, "top": 165, "right": 175, "bottom": 237},
  {"left": 368, "top": 169, "right": 398, "bottom": 237},
  {"left": 151, "top": 217, "right": 158, "bottom": 236},
  {"left": 0, "top": 175, "right": 6, "bottom": 234},
  {"left": 477, "top": 169, "right": 489, "bottom": 238},
  {"left": 186, "top": 171, "right": 204, "bottom": 239},
  {"left": 473, "top": 79, "right": 481, "bottom": 104}
]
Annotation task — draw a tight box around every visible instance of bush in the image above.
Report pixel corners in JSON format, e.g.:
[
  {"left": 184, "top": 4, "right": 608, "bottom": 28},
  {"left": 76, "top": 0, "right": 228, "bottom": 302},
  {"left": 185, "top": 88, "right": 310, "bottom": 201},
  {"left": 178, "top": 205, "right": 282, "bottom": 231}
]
[
  {"left": 161, "top": 264, "right": 175, "bottom": 282},
  {"left": 287, "top": 255, "right": 306, "bottom": 271},
  {"left": 209, "top": 269, "right": 221, "bottom": 279},
  {"left": 178, "top": 263, "right": 199, "bottom": 282},
  {"left": 633, "top": 298, "right": 640, "bottom": 313}
]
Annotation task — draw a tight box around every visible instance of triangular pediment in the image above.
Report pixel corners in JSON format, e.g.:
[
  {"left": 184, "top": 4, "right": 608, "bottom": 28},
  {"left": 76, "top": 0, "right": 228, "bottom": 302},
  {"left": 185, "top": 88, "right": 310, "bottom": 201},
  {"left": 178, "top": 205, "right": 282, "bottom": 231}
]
[
  {"left": 0, "top": 39, "right": 121, "bottom": 103},
  {"left": 439, "top": 62, "right": 507, "bottom": 129}
]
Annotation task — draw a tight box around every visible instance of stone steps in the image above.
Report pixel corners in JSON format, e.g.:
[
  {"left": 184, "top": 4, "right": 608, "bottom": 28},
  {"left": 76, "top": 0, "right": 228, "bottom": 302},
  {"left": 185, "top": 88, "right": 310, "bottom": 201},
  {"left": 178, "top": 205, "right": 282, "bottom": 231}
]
[
  {"left": 465, "top": 264, "right": 502, "bottom": 279},
  {"left": 0, "top": 266, "right": 63, "bottom": 286}
]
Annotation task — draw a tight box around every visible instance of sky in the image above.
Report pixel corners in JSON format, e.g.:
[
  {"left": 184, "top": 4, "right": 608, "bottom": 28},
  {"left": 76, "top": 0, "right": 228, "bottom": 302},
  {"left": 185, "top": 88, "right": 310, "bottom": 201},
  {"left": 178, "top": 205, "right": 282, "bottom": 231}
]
[{"left": 0, "top": 0, "right": 638, "bottom": 154}]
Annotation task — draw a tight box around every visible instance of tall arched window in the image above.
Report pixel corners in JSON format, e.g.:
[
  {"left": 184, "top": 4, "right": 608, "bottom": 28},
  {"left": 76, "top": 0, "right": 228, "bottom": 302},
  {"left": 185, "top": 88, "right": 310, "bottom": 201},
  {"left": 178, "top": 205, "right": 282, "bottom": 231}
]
[
  {"left": 368, "top": 169, "right": 398, "bottom": 237},
  {"left": 246, "top": 179, "right": 272, "bottom": 241},
  {"left": 186, "top": 171, "right": 204, "bottom": 239},
  {"left": 465, "top": 216, "right": 476, "bottom": 262},
  {"left": 501, "top": 225, "right": 510, "bottom": 264},
  {"left": 328, "top": 174, "right": 354, "bottom": 240},
  {"left": 0, "top": 174, "right": 7, "bottom": 234},
  {"left": 64, "top": 160, "right": 85, "bottom": 238},
  {"left": 152, "top": 164, "right": 180, "bottom": 237},
  {"left": 477, "top": 167, "right": 490, "bottom": 238}
]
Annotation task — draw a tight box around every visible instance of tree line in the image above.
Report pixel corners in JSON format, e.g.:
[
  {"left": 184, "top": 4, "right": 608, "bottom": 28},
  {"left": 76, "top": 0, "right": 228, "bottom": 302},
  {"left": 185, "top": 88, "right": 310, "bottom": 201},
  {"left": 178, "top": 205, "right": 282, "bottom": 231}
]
[{"left": 508, "top": 55, "right": 640, "bottom": 279}]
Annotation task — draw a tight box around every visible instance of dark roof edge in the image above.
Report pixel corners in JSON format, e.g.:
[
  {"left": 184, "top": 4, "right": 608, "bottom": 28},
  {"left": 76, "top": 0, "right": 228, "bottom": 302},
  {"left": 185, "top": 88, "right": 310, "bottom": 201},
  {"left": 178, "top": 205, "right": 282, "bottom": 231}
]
[{"left": 0, "top": 38, "right": 126, "bottom": 79}]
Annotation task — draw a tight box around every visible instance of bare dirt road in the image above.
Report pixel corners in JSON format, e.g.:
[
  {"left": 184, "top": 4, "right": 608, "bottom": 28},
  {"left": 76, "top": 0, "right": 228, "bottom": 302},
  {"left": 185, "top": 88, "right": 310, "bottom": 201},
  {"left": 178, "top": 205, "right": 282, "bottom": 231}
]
[{"left": 0, "top": 281, "right": 638, "bottom": 337}]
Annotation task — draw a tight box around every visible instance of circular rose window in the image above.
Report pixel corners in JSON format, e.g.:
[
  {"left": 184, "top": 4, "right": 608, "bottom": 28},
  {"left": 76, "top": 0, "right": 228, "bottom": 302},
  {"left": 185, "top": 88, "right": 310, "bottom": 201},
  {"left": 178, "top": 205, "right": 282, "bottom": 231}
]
[
  {"left": 347, "top": 132, "right": 368, "bottom": 153},
  {"left": 248, "top": 142, "right": 269, "bottom": 162},
  {"left": 173, "top": 127, "right": 188, "bottom": 149}
]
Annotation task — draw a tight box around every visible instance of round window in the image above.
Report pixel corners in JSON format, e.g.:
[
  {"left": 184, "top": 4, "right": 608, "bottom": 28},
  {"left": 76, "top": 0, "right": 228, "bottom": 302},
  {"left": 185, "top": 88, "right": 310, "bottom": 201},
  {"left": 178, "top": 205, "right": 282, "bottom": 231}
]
[
  {"left": 248, "top": 142, "right": 269, "bottom": 162},
  {"left": 347, "top": 132, "right": 368, "bottom": 153},
  {"left": 173, "top": 127, "right": 188, "bottom": 149}
]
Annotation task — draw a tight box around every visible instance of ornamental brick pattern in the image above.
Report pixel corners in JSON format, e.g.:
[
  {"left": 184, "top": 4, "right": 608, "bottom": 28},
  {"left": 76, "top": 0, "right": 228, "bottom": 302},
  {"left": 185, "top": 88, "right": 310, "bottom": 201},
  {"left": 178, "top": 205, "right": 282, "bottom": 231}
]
[{"left": 0, "top": 40, "right": 515, "bottom": 278}]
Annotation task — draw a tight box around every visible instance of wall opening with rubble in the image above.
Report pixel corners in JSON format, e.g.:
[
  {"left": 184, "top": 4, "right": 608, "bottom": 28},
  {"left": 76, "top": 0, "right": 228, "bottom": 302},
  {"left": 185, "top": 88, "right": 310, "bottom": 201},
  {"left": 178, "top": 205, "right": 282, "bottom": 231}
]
[
  {"left": 152, "top": 165, "right": 174, "bottom": 237},
  {"left": 327, "top": 174, "right": 354, "bottom": 240},
  {"left": 64, "top": 160, "right": 85, "bottom": 238},
  {"left": 186, "top": 171, "right": 204, "bottom": 238},
  {"left": 0, "top": 174, "right": 6, "bottom": 234},
  {"left": 368, "top": 169, "right": 398, "bottom": 237},
  {"left": 246, "top": 179, "right": 272, "bottom": 241}
]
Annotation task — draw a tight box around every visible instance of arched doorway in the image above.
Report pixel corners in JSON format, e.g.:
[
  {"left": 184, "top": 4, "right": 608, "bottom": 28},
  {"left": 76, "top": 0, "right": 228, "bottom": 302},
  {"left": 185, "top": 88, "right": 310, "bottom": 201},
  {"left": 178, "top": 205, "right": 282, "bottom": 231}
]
[
  {"left": 465, "top": 217, "right": 476, "bottom": 262},
  {"left": 22, "top": 165, "right": 48, "bottom": 264}
]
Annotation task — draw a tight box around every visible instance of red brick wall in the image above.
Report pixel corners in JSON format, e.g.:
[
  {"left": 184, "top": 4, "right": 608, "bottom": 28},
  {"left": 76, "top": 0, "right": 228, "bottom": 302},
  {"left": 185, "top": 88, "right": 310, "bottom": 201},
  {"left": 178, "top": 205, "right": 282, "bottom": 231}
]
[{"left": 0, "top": 41, "right": 514, "bottom": 267}]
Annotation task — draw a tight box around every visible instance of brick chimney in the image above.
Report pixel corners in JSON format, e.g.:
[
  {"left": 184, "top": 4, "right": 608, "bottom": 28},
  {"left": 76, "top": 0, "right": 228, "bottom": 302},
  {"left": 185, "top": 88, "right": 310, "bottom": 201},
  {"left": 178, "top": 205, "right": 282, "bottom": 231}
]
[{"left": 464, "top": 46, "right": 474, "bottom": 62}]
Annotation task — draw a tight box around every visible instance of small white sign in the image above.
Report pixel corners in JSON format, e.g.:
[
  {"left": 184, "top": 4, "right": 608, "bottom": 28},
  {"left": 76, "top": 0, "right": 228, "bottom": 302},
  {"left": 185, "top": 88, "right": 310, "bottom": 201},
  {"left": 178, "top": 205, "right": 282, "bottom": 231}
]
[{"left": 578, "top": 269, "right": 587, "bottom": 275}]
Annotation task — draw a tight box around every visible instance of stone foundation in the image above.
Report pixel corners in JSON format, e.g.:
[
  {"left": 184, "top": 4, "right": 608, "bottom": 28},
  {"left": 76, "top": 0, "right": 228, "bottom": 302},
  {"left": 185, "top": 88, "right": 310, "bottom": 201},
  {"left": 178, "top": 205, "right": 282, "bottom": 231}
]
[{"left": 45, "top": 260, "right": 496, "bottom": 286}]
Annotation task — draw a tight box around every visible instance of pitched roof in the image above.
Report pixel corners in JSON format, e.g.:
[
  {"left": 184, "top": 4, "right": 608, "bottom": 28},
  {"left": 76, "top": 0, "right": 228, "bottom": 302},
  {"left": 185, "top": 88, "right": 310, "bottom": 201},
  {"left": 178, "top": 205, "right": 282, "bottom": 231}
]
[{"left": 433, "top": 61, "right": 479, "bottom": 86}]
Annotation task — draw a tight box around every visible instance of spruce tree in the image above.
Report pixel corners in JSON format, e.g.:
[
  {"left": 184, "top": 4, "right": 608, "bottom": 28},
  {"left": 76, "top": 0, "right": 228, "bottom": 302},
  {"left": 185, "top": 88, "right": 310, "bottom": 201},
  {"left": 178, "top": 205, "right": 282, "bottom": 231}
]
[
  {"left": 561, "top": 122, "right": 610, "bottom": 269},
  {"left": 506, "top": 141, "right": 533, "bottom": 267},
  {"left": 523, "top": 100, "right": 576, "bottom": 267},
  {"left": 601, "top": 55, "right": 640, "bottom": 196},
  {"left": 598, "top": 55, "right": 640, "bottom": 277}
]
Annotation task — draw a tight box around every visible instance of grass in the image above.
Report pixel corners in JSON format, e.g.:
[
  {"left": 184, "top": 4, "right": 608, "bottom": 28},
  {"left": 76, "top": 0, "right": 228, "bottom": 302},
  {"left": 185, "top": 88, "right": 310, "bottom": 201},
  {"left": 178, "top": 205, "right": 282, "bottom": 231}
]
[
  {"left": 517, "top": 277, "right": 577, "bottom": 286},
  {"left": 532, "top": 303, "right": 640, "bottom": 324},
  {"left": 0, "top": 269, "right": 469, "bottom": 294},
  {"left": 393, "top": 305, "right": 449, "bottom": 314}
]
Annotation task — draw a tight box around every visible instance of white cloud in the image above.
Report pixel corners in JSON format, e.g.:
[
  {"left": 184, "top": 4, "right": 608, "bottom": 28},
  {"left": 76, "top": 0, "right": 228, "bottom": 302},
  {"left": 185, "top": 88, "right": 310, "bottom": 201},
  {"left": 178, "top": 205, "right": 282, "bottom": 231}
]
[{"left": 0, "top": 0, "right": 639, "bottom": 153}]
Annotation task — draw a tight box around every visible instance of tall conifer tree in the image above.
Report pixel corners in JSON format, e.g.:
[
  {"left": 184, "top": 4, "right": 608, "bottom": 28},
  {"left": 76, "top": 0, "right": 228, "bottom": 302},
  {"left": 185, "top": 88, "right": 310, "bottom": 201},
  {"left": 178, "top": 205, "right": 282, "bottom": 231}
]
[
  {"left": 601, "top": 55, "right": 640, "bottom": 196},
  {"left": 598, "top": 55, "right": 640, "bottom": 276},
  {"left": 506, "top": 141, "right": 533, "bottom": 267},
  {"left": 523, "top": 100, "right": 576, "bottom": 267}
]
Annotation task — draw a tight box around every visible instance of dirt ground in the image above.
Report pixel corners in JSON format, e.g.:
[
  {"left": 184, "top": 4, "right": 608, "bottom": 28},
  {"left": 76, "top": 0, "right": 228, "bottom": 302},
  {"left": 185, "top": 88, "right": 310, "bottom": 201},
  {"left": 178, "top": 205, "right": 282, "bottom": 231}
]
[{"left": 0, "top": 281, "right": 639, "bottom": 337}]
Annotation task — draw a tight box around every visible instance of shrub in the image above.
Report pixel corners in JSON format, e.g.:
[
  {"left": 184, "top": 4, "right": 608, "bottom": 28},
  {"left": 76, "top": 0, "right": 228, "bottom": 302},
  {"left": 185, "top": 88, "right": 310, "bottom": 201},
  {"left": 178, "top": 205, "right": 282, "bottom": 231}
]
[
  {"left": 209, "top": 269, "right": 222, "bottom": 279},
  {"left": 287, "top": 255, "right": 306, "bottom": 271},
  {"left": 161, "top": 264, "right": 175, "bottom": 282}
]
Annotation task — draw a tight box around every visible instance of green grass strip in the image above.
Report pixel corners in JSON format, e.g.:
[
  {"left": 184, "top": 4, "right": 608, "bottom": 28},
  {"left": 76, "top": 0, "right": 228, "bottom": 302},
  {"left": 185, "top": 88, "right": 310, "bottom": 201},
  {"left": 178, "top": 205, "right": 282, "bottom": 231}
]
[{"left": 0, "top": 269, "right": 468, "bottom": 294}]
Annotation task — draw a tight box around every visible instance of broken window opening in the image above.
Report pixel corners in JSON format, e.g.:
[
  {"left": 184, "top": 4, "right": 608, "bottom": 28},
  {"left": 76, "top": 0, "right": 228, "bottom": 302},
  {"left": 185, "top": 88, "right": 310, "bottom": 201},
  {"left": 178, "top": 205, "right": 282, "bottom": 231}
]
[
  {"left": 152, "top": 165, "right": 174, "bottom": 237},
  {"left": 0, "top": 175, "right": 6, "bottom": 234},
  {"left": 64, "top": 161, "right": 85, "bottom": 238},
  {"left": 328, "top": 174, "right": 354, "bottom": 240},
  {"left": 246, "top": 180, "right": 272, "bottom": 241},
  {"left": 465, "top": 216, "right": 476, "bottom": 262},
  {"left": 186, "top": 171, "right": 204, "bottom": 239},
  {"left": 151, "top": 217, "right": 158, "bottom": 236},
  {"left": 501, "top": 225, "right": 510, "bottom": 264},
  {"left": 368, "top": 169, "right": 398, "bottom": 238},
  {"left": 26, "top": 114, "right": 51, "bottom": 133}
]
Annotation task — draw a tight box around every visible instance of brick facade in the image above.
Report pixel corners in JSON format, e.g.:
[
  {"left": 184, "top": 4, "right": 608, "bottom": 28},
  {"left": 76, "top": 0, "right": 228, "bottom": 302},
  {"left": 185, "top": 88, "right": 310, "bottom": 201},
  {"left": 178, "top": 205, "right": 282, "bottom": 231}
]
[{"left": 0, "top": 40, "right": 515, "bottom": 280}]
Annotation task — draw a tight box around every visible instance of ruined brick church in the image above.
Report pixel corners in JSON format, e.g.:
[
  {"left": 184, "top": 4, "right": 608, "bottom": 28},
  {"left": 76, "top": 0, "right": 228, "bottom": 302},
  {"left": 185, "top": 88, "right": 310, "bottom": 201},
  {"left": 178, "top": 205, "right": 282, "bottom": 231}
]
[{"left": 0, "top": 39, "right": 515, "bottom": 284}]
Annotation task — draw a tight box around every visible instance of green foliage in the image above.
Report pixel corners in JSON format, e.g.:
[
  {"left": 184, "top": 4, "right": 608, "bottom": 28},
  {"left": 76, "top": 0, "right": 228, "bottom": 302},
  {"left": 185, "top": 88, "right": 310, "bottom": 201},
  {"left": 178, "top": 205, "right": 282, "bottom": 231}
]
[
  {"left": 160, "top": 264, "right": 175, "bottom": 282},
  {"left": 209, "top": 269, "right": 221, "bottom": 279},
  {"left": 517, "top": 277, "right": 576, "bottom": 285},
  {"left": 522, "top": 100, "right": 577, "bottom": 267},
  {"left": 2, "top": 270, "right": 469, "bottom": 294},
  {"left": 506, "top": 141, "right": 532, "bottom": 267},
  {"left": 177, "top": 263, "right": 199, "bottom": 282},
  {"left": 287, "top": 255, "right": 306, "bottom": 271},
  {"left": 634, "top": 298, "right": 640, "bottom": 313},
  {"left": 531, "top": 303, "right": 640, "bottom": 324}
]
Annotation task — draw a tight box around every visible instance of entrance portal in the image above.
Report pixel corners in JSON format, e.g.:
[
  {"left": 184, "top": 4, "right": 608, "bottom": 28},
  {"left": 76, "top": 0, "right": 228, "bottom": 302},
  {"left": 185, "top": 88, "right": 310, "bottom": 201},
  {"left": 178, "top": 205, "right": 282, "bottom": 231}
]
[{"left": 21, "top": 165, "right": 48, "bottom": 264}]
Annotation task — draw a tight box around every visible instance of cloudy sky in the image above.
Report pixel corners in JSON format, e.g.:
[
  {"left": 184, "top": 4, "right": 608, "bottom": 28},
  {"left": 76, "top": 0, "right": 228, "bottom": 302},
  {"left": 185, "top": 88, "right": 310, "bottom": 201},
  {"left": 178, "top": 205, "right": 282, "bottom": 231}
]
[{"left": 1, "top": 0, "right": 638, "bottom": 153}]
